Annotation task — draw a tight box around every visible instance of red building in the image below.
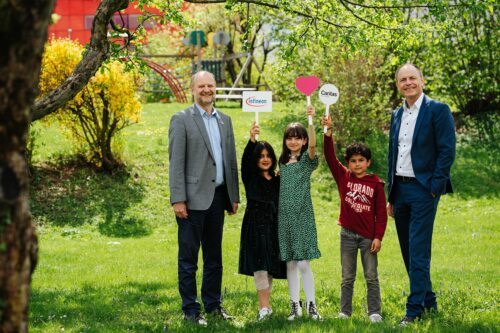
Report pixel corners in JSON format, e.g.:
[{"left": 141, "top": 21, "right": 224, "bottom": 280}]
[{"left": 48, "top": 0, "right": 165, "bottom": 44}]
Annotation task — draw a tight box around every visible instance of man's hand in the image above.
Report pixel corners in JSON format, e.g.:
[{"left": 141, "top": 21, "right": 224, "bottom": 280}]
[
  {"left": 173, "top": 202, "right": 188, "bottom": 219},
  {"left": 371, "top": 238, "right": 381, "bottom": 253},
  {"left": 387, "top": 203, "right": 394, "bottom": 218},
  {"left": 228, "top": 203, "right": 238, "bottom": 215}
]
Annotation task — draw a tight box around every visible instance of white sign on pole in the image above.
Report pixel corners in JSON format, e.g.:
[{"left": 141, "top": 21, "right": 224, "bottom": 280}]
[
  {"left": 242, "top": 91, "right": 272, "bottom": 141},
  {"left": 242, "top": 91, "right": 273, "bottom": 113},
  {"left": 318, "top": 84, "right": 340, "bottom": 133},
  {"left": 319, "top": 84, "right": 339, "bottom": 105}
]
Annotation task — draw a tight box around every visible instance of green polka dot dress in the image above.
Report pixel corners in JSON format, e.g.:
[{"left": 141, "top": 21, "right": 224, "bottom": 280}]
[{"left": 278, "top": 152, "right": 321, "bottom": 261}]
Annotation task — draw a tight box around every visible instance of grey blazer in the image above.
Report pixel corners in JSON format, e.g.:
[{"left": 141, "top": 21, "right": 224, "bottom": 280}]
[{"left": 169, "top": 105, "right": 239, "bottom": 211}]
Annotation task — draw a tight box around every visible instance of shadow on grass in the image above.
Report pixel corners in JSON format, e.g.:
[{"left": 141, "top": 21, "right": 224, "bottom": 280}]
[
  {"left": 30, "top": 162, "right": 151, "bottom": 237},
  {"left": 31, "top": 283, "right": 497, "bottom": 333},
  {"left": 451, "top": 140, "right": 500, "bottom": 199},
  {"left": 31, "top": 281, "right": 176, "bottom": 332}
]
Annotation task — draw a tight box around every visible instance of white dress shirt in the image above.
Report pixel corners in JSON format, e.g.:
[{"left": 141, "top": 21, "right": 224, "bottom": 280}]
[{"left": 396, "top": 93, "right": 425, "bottom": 177}]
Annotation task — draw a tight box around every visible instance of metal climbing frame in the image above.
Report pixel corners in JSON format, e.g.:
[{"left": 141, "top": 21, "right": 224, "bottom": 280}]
[
  {"left": 121, "top": 57, "right": 188, "bottom": 103},
  {"left": 141, "top": 58, "right": 188, "bottom": 103}
]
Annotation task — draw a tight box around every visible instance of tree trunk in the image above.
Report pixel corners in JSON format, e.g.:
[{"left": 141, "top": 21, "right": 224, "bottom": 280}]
[{"left": 0, "top": 1, "right": 56, "bottom": 332}]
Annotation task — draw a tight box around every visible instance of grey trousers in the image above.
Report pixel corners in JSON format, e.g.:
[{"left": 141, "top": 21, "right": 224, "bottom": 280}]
[{"left": 340, "top": 227, "right": 381, "bottom": 316}]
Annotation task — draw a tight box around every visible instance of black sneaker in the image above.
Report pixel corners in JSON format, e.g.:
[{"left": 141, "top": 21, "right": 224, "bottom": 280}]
[
  {"left": 184, "top": 313, "right": 207, "bottom": 326},
  {"left": 287, "top": 300, "right": 303, "bottom": 321},
  {"left": 399, "top": 315, "right": 417, "bottom": 326},
  {"left": 208, "top": 307, "right": 233, "bottom": 320}
]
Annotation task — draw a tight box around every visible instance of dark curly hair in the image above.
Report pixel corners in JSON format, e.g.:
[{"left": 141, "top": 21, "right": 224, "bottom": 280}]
[{"left": 344, "top": 143, "right": 372, "bottom": 162}]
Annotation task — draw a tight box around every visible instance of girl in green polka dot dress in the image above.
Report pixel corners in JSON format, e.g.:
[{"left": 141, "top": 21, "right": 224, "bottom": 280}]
[{"left": 278, "top": 105, "right": 321, "bottom": 320}]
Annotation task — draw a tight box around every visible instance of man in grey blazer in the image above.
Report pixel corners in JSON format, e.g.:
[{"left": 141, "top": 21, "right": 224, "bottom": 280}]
[{"left": 169, "top": 71, "right": 239, "bottom": 325}]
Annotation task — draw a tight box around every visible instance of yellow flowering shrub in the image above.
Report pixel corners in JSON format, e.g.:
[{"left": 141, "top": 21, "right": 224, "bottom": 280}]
[{"left": 38, "top": 39, "right": 142, "bottom": 171}]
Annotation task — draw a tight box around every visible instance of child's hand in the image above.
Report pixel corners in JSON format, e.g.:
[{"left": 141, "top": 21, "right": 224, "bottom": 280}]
[
  {"left": 321, "top": 115, "right": 333, "bottom": 137},
  {"left": 321, "top": 115, "right": 332, "bottom": 129},
  {"left": 250, "top": 121, "right": 260, "bottom": 142},
  {"left": 371, "top": 238, "right": 381, "bottom": 253},
  {"left": 387, "top": 203, "right": 394, "bottom": 218},
  {"left": 306, "top": 105, "right": 316, "bottom": 118}
]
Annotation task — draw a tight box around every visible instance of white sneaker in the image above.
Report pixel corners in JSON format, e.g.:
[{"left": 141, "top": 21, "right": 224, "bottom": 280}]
[
  {"left": 369, "top": 313, "right": 383, "bottom": 323},
  {"left": 287, "top": 301, "right": 303, "bottom": 321},
  {"left": 258, "top": 307, "right": 272, "bottom": 321},
  {"left": 338, "top": 312, "right": 351, "bottom": 319},
  {"left": 306, "top": 301, "right": 322, "bottom": 320}
]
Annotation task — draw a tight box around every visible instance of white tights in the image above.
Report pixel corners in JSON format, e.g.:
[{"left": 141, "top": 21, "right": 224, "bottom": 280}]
[{"left": 287, "top": 260, "right": 316, "bottom": 304}]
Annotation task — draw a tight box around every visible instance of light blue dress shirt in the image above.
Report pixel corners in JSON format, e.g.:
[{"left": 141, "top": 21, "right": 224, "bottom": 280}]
[{"left": 196, "top": 104, "right": 224, "bottom": 186}]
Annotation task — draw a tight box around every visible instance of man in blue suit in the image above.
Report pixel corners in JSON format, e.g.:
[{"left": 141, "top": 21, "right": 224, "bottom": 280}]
[{"left": 387, "top": 64, "right": 456, "bottom": 326}]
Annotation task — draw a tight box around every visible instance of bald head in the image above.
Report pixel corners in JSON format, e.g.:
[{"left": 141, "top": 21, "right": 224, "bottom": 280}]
[
  {"left": 190, "top": 71, "right": 216, "bottom": 89},
  {"left": 395, "top": 63, "right": 425, "bottom": 106},
  {"left": 190, "top": 71, "right": 216, "bottom": 111},
  {"left": 395, "top": 63, "right": 423, "bottom": 81}
]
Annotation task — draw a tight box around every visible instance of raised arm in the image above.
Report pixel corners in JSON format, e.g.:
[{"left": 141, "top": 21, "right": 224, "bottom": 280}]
[
  {"left": 321, "top": 114, "right": 348, "bottom": 181},
  {"left": 306, "top": 105, "right": 316, "bottom": 159},
  {"left": 241, "top": 122, "right": 259, "bottom": 188}
]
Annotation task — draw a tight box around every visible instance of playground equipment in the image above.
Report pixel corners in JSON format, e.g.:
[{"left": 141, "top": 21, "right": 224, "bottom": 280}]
[
  {"left": 141, "top": 58, "right": 187, "bottom": 103},
  {"left": 185, "top": 30, "right": 271, "bottom": 96},
  {"left": 220, "top": 52, "right": 271, "bottom": 99},
  {"left": 122, "top": 57, "right": 187, "bottom": 103},
  {"left": 215, "top": 86, "right": 256, "bottom": 101},
  {"left": 136, "top": 28, "right": 272, "bottom": 103}
]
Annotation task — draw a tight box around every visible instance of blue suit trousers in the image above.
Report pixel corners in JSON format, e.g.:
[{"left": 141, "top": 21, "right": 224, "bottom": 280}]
[
  {"left": 393, "top": 179, "right": 440, "bottom": 317},
  {"left": 177, "top": 186, "right": 227, "bottom": 316}
]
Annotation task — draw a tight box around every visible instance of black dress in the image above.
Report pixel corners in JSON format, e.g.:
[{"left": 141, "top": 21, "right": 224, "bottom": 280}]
[{"left": 238, "top": 140, "right": 287, "bottom": 279}]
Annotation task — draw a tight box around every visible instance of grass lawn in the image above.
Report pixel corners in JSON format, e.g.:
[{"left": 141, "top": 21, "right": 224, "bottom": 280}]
[{"left": 29, "top": 102, "right": 499, "bottom": 332}]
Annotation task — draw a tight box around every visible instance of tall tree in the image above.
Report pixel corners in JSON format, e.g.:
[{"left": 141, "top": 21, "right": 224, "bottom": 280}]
[
  {"left": 1, "top": 2, "right": 185, "bottom": 329},
  {"left": 0, "top": 1, "right": 56, "bottom": 331}
]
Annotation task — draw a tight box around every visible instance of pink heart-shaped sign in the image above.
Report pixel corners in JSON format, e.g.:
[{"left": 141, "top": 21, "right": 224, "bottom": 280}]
[{"left": 295, "top": 75, "right": 320, "bottom": 96}]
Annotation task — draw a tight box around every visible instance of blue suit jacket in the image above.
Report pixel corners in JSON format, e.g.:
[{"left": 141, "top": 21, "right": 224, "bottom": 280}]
[{"left": 387, "top": 95, "right": 456, "bottom": 203}]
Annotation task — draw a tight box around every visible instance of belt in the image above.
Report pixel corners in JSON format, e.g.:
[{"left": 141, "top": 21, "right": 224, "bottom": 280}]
[
  {"left": 215, "top": 184, "right": 226, "bottom": 190},
  {"left": 395, "top": 175, "right": 416, "bottom": 182}
]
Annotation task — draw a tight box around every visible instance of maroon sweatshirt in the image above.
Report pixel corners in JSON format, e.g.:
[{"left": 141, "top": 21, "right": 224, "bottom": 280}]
[{"left": 323, "top": 135, "right": 387, "bottom": 240}]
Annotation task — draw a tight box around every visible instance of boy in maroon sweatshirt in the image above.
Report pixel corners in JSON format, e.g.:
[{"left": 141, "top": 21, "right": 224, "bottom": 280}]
[{"left": 321, "top": 114, "right": 387, "bottom": 323}]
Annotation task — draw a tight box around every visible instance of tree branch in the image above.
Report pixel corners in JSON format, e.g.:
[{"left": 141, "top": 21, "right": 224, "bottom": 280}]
[
  {"left": 341, "top": 0, "right": 473, "bottom": 10},
  {"left": 31, "top": 0, "right": 129, "bottom": 121},
  {"left": 185, "top": 0, "right": 352, "bottom": 29},
  {"left": 339, "top": 0, "right": 398, "bottom": 30}
]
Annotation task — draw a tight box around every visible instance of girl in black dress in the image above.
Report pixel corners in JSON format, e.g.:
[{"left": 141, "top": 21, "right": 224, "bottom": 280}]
[{"left": 239, "top": 122, "right": 287, "bottom": 321}]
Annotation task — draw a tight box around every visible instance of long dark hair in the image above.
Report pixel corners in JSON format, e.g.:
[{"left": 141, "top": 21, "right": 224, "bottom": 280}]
[
  {"left": 279, "top": 122, "right": 308, "bottom": 165},
  {"left": 252, "top": 141, "right": 277, "bottom": 176}
]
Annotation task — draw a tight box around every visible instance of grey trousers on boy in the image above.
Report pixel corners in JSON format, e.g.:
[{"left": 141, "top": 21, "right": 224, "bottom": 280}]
[{"left": 340, "top": 227, "right": 381, "bottom": 316}]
